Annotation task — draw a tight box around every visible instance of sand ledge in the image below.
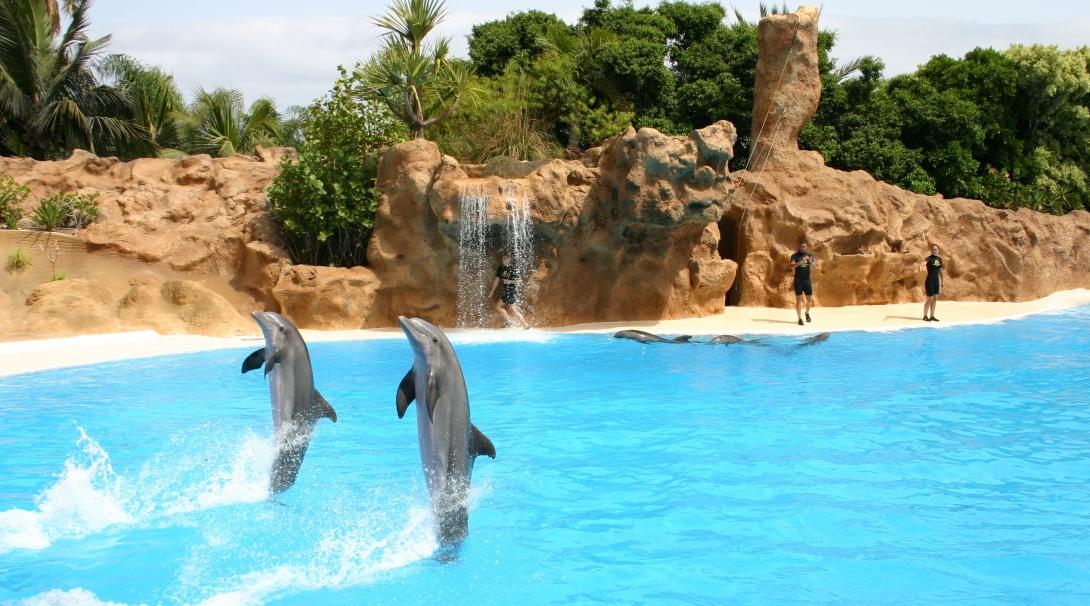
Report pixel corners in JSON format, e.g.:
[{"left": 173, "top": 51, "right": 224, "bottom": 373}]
[{"left": 2, "top": 290, "right": 1088, "bottom": 378}]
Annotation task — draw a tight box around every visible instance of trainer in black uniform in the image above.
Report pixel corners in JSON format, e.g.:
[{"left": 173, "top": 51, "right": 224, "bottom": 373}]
[
  {"left": 922, "top": 244, "right": 943, "bottom": 322},
  {"left": 493, "top": 254, "right": 529, "bottom": 328},
  {"left": 791, "top": 240, "right": 815, "bottom": 326}
]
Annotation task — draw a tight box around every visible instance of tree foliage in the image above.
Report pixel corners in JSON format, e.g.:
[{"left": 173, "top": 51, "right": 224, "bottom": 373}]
[
  {"left": 267, "top": 68, "right": 407, "bottom": 267},
  {"left": 0, "top": 0, "right": 151, "bottom": 159},
  {"left": 361, "top": 0, "right": 476, "bottom": 138}
]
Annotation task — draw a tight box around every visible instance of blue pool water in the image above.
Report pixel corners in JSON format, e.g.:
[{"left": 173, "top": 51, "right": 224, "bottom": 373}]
[{"left": 2, "top": 308, "right": 1090, "bottom": 605}]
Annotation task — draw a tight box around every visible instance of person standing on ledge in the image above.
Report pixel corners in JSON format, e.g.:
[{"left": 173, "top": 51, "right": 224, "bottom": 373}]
[
  {"left": 493, "top": 254, "right": 529, "bottom": 329},
  {"left": 922, "top": 244, "right": 943, "bottom": 322},
  {"left": 791, "top": 240, "right": 816, "bottom": 326}
]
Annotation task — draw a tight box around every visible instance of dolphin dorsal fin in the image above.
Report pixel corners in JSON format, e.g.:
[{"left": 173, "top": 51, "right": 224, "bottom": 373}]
[
  {"left": 396, "top": 369, "right": 415, "bottom": 419},
  {"left": 314, "top": 390, "right": 337, "bottom": 422},
  {"left": 241, "top": 348, "right": 265, "bottom": 374},
  {"left": 672, "top": 335, "right": 692, "bottom": 343},
  {"left": 470, "top": 424, "right": 496, "bottom": 459}
]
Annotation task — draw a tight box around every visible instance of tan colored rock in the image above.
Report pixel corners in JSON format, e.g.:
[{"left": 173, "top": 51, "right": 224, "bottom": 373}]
[
  {"left": 272, "top": 265, "right": 381, "bottom": 329},
  {"left": 23, "top": 279, "right": 120, "bottom": 336},
  {"left": 731, "top": 151, "right": 1090, "bottom": 307},
  {"left": 118, "top": 275, "right": 251, "bottom": 336},
  {"left": 750, "top": 6, "right": 821, "bottom": 169}
]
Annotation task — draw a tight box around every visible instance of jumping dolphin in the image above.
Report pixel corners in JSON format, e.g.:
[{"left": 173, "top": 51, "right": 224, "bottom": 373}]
[
  {"left": 613, "top": 330, "right": 692, "bottom": 344},
  {"left": 242, "top": 311, "right": 337, "bottom": 495},
  {"left": 396, "top": 316, "right": 495, "bottom": 547}
]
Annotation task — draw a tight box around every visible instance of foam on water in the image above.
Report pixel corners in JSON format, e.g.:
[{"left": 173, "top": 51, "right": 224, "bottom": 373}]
[
  {"left": 14, "top": 588, "right": 135, "bottom": 606},
  {"left": 0, "top": 429, "right": 272, "bottom": 555}
]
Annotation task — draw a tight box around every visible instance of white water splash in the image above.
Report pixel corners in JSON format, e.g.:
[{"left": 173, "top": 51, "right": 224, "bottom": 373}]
[
  {"left": 0, "top": 428, "right": 274, "bottom": 555},
  {"left": 193, "top": 505, "right": 438, "bottom": 606},
  {"left": 14, "top": 588, "right": 136, "bottom": 606},
  {"left": 0, "top": 429, "right": 133, "bottom": 553}
]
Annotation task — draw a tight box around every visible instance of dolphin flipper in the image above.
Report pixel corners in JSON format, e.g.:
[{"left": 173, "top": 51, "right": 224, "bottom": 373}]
[
  {"left": 470, "top": 424, "right": 496, "bottom": 459},
  {"left": 397, "top": 369, "right": 415, "bottom": 419},
  {"left": 241, "top": 348, "right": 265, "bottom": 374},
  {"left": 314, "top": 390, "right": 337, "bottom": 422},
  {"left": 426, "top": 370, "right": 438, "bottom": 422}
]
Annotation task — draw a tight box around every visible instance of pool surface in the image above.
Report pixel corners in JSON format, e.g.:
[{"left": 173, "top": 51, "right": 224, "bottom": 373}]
[{"left": 2, "top": 308, "right": 1090, "bottom": 605}]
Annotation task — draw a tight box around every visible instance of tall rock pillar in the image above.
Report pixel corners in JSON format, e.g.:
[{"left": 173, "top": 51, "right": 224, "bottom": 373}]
[{"left": 749, "top": 5, "right": 822, "bottom": 170}]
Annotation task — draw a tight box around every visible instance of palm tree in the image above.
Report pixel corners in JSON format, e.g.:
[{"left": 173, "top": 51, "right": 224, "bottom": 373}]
[
  {"left": 41, "top": 0, "right": 77, "bottom": 35},
  {"left": 177, "top": 87, "right": 281, "bottom": 157},
  {"left": 361, "top": 0, "right": 475, "bottom": 138},
  {"left": 0, "top": 0, "right": 150, "bottom": 158},
  {"left": 98, "top": 53, "right": 185, "bottom": 155}
]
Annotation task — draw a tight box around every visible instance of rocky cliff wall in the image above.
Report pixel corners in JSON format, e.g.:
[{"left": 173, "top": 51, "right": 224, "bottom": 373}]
[{"left": 2, "top": 5, "right": 1089, "bottom": 339}]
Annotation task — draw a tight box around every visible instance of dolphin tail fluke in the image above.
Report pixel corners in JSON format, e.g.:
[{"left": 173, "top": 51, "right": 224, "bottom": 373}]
[
  {"left": 314, "top": 390, "right": 337, "bottom": 422},
  {"left": 396, "top": 369, "right": 415, "bottom": 419},
  {"left": 470, "top": 424, "right": 496, "bottom": 459},
  {"left": 241, "top": 348, "right": 265, "bottom": 374}
]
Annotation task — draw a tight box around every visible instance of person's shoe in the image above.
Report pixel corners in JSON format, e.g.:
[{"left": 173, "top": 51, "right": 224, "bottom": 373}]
[
  {"left": 923, "top": 316, "right": 931, "bottom": 321},
  {"left": 805, "top": 313, "right": 811, "bottom": 323},
  {"left": 930, "top": 316, "right": 939, "bottom": 322},
  {"left": 798, "top": 319, "right": 804, "bottom": 326}
]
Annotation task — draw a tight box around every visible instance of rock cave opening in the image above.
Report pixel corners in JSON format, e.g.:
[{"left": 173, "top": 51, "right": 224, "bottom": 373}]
[{"left": 717, "top": 216, "right": 742, "bottom": 306}]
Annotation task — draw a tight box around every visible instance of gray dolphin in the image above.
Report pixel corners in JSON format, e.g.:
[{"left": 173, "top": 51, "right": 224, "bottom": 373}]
[
  {"left": 706, "top": 335, "right": 766, "bottom": 345},
  {"left": 798, "top": 332, "right": 831, "bottom": 347},
  {"left": 242, "top": 311, "right": 337, "bottom": 495},
  {"left": 613, "top": 330, "right": 692, "bottom": 344},
  {"left": 396, "top": 316, "right": 495, "bottom": 547}
]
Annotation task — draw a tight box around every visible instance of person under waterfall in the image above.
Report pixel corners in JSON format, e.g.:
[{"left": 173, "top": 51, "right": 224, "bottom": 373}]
[{"left": 493, "top": 254, "right": 529, "bottom": 329}]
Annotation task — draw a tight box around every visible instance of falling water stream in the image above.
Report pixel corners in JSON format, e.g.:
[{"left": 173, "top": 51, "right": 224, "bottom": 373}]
[{"left": 455, "top": 183, "right": 535, "bottom": 327}]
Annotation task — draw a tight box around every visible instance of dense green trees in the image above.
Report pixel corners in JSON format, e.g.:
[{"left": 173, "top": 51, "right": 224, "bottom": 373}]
[
  {"left": 267, "top": 68, "right": 407, "bottom": 267},
  {"left": 0, "top": 0, "right": 150, "bottom": 158},
  {"left": 803, "top": 45, "right": 1090, "bottom": 213},
  {"left": 361, "top": 0, "right": 475, "bottom": 138}
]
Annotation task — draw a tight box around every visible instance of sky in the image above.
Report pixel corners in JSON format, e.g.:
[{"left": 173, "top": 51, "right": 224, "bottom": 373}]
[{"left": 86, "top": 0, "right": 1090, "bottom": 109}]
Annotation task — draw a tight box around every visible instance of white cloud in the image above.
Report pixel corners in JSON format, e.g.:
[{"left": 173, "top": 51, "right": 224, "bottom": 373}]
[{"left": 825, "top": 15, "right": 1090, "bottom": 75}]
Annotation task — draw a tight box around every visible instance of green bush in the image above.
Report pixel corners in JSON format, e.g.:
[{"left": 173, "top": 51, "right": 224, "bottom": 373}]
[
  {"left": 65, "top": 192, "right": 101, "bottom": 228},
  {"left": 267, "top": 67, "right": 407, "bottom": 267},
  {"left": 0, "top": 177, "right": 30, "bottom": 229},
  {"left": 32, "top": 194, "right": 69, "bottom": 231},
  {"left": 5, "top": 249, "right": 30, "bottom": 273},
  {"left": 29, "top": 191, "right": 101, "bottom": 231}
]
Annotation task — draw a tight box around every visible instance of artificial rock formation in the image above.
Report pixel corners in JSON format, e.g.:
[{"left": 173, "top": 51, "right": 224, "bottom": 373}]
[
  {"left": 367, "top": 121, "right": 741, "bottom": 326},
  {"left": 2, "top": 5, "right": 1089, "bottom": 339}
]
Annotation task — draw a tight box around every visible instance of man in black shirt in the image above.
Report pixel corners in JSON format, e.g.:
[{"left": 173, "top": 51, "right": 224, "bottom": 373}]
[
  {"left": 922, "top": 244, "right": 943, "bottom": 321},
  {"left": 493, "top": 254, "right": 529, "bottom": 328},
  {"left": 790, "top": 240, "right": 816, "bottom": 326}
]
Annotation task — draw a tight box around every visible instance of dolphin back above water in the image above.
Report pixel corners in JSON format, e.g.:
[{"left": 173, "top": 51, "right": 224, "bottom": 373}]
[
  {"left": 242, "top": 311, "right": 337, "bottom": 495},
  {"left": 396, "top": 316, "right": 495, "bottom": 546},
  {"left": 613, "top": 330, "right": 692, "bottom": 343}
]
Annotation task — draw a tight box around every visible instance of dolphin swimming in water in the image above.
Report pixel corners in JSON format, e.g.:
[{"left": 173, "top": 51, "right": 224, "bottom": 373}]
[
  {"left": 242, "top": 311, "right": 337, "bottom": 495},
  {"left": 396, "top": 316, "right": 495, "bottom": 547},
  {"left": 707, "top": 335, "right": 744, "bottom": 344},
  {"left": 706, "top": 335, "right": 766, "bottom": 345},
  {"left": 798, "top": 332, "right": 831, "bottom": 347},
  {"left": 613, "top": 330, "right": 692, "bottom": 344}
]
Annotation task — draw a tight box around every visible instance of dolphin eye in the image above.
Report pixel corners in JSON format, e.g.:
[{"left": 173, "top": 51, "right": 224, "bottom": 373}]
[{"left": 432, "top": 337, "right": 439, "bottom": 343}]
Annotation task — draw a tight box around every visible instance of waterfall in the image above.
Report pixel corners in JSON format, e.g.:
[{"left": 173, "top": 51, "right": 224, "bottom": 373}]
[
  {"left": 455, "top": 185, "right": 492, "bottom": 328},
  {"left": 455, "top": 183, "right": 535, "bottom": 328},
  {"left": 503, "top": 184, "right": 534, "bottom": 323}
]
